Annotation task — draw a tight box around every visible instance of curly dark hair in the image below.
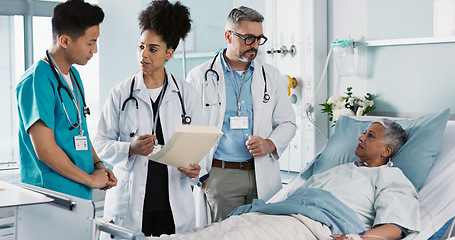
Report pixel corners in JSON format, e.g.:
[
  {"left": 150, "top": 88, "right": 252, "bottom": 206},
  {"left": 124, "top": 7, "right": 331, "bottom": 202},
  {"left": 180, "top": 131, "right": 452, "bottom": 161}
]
[
  {"left": 52, "top": 0, "right": 104, "bottom": 40},
  {"left": 138, "top": 0, "right": 191, "bottom": 50}
]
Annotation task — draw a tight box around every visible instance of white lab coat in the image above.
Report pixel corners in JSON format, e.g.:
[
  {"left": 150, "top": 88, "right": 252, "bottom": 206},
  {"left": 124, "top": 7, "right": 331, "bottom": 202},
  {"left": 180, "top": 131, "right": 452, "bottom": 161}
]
[
  {"left": 94, "top": 70, "right": 204, "bottom": 238},
  {"left": 186, "top": 51, "right": 297, "bottom": 226}
]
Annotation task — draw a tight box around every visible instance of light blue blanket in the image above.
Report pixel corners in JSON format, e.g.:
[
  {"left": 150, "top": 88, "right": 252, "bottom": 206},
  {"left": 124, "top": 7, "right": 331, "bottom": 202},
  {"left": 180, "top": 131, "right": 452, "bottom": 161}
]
[{"left": 228, "top": 188, "right": 366, "bottom": 235}]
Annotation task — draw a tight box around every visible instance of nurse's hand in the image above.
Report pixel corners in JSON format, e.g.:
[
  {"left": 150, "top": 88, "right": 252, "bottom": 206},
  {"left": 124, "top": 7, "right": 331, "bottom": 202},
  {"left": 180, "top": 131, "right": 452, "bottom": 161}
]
[
  {"left": 178, "top": 163, "right": 201, "bottom": 179},
  {"left": 88, "top": 169, "right": 110, "bottom": 189},
  {"left": 246, "top": 136, "right": 276, "bottom": 157},
  {"left": 103, "top": 168, "right": 117, "bottom": 190},
  {"left": 93, "top": 161, "right": 117, "bottom": 190},
  {"left": 129, "top": 134, "right": 155, "bottom": 156}
]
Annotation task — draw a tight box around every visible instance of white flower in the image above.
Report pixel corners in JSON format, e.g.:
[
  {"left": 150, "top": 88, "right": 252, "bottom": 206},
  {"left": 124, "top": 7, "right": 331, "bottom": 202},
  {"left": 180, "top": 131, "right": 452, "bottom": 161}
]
[
  {"left": 334, "top": 98, "right": 346, "bottom": 109},
  {"left": 366, "top": 100, "right": 374, "bottom": 107},
  {"left": 358, "top": 97, "right": 366, "bottom": 107},
  {"left": 327, "top": 96, "right": 337, "bottom": 105},
  {"left": 356, "top": 107, "right": 364, "bottom": 116},
  {"left": 333, "top": 108, "right": 354, "bottom": 121},
  {"left": 332, "top": 109, "right": 343, "bottom": 122},
  {"left": 341, "top": 107, "right": 355, "bottom": 116}
]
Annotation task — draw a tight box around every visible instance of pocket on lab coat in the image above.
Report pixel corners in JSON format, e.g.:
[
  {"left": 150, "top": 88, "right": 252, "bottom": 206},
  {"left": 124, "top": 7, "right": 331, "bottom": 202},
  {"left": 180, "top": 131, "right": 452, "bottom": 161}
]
[{"left": 105, "top": 169, "right": 130, "bottom": 212}]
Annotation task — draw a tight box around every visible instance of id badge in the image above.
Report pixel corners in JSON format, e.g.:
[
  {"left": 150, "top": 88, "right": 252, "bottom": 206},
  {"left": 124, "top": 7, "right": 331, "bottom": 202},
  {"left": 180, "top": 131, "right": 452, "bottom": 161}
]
[
  {"left": 74, "top": 135, "right": 88, "bottom": 151},
  {"left": 230, "top": 116, "right": 248, "bottom": 129}
]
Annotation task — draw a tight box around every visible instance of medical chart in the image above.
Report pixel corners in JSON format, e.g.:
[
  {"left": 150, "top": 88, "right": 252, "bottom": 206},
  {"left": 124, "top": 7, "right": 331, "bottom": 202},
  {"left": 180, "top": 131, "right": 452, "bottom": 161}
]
[{"left": 148, "top": 125, "right": 223, "bottom": 169}]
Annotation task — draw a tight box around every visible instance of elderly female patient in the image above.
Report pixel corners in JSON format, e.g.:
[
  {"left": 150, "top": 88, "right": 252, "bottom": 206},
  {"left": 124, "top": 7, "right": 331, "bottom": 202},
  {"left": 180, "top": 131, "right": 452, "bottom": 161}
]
[{"left": 152, "top": 119, "right": 420, "bottom": 240}]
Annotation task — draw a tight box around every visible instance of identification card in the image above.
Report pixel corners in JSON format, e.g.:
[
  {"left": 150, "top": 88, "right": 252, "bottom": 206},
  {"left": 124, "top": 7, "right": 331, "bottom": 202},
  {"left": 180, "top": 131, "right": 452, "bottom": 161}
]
[
  {"left": 74, "top": 135, "right": 88, "bottom": 151},
  {"left": 230, "top": 116, "right": 248, "bottom": 129}
]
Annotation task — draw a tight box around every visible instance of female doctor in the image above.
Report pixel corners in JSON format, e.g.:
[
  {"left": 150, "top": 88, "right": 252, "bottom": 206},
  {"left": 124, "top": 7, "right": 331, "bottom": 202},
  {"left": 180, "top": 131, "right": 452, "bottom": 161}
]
[{"left": 94, "top": 1, "right": 203, "bottom": 238}]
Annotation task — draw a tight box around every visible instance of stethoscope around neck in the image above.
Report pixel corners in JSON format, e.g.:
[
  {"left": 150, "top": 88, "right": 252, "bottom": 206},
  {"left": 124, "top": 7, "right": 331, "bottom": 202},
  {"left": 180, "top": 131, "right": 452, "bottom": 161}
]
[
  {"left": 120, "top": 73, "right": 191, "bottom": 138},
  {"left": 45, "top": 50, "right": 90, "bottom": 132},
  {"left": 204, "top": 51, "right": 270, "bottom": 106}
]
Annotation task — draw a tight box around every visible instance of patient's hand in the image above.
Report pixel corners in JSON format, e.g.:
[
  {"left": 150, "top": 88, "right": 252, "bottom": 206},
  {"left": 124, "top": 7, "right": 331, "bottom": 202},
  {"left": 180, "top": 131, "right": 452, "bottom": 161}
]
[
  {"left": 178, "top": 163, "right": 201, "bottom": 179},
  {"left": 330, "top": 224, "right": 403, "bottom": 240}
]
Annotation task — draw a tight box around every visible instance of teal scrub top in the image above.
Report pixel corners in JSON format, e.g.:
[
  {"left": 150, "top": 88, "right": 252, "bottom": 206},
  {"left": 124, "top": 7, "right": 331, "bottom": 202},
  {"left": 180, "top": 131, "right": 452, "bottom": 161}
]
[{"left": 16, "top": 60, "right": 94, "bottom": 200}]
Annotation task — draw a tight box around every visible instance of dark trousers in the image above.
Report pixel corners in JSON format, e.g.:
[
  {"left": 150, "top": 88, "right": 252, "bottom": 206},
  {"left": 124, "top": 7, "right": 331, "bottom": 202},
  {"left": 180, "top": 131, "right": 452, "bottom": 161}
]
[{"left": 142, "top": 210, "right": 175, "bottom": 237}]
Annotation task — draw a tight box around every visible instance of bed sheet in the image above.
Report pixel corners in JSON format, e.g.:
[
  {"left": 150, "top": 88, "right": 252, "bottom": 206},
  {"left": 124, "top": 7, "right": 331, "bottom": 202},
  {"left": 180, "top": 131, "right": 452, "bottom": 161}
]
[
  {"left": 404, "top": 121, "right": 455, "bottom": 240},
  {"left": 149, "top": 212, "right": 331, "bottom": 240}
]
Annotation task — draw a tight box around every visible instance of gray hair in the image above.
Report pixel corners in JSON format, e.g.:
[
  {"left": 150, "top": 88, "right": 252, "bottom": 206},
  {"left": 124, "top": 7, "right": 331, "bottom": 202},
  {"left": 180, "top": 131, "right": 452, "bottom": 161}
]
[
  {"left": 225, "top": 6, "right": 264, "bottom": 31},
  {"left": 371, "top": 119, "right": 408, "bottom": 158}
]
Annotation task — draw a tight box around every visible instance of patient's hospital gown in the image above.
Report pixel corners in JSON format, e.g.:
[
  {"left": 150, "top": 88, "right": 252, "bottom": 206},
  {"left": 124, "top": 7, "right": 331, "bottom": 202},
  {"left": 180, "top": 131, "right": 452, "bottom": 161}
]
[{"left": 303, "top": 162, "right": 421, "bottom": 233}]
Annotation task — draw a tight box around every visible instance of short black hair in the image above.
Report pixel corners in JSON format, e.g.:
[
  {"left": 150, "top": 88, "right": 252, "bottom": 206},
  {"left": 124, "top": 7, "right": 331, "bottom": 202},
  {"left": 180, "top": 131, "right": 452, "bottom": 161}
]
[
  {"left": 138, "top": 0, "right": 191, "bottom": 50},
  {"left": 52, "top": 0, "right": 104, "bottom": 40}
]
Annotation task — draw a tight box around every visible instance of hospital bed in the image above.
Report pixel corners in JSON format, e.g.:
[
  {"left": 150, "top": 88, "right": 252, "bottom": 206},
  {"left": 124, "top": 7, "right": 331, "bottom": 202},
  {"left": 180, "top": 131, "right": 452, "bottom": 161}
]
[
  {"left": 268, "top": 115, "right": 455, "bottom": 240},
  {"left": 407, "top": 119, "right": 455, "bottom": 240},
  {"left": 147, "top": 113, "right": 455, "bottom": 240}
]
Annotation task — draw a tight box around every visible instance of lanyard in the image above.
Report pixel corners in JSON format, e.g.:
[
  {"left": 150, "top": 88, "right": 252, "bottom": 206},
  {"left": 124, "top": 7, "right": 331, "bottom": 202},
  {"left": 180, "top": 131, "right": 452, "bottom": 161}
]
[
  {"left": 46, "top": 51, "right": 84, "bottom": 136},
  {"left": 229, "top": 68, "right": 247, "bottom": 117},
  {"left": 150, "top": 75, "right": 168, "bottom": 145}
]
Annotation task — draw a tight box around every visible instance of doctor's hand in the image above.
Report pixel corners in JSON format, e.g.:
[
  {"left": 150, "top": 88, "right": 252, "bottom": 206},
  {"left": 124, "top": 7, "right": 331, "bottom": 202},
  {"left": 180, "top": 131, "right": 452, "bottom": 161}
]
[
  {"left": 178, "top": 163, "right": 201, "bottom": 179},
  {"left": 129, "top": 134, "right": 155, "bottom": 156},
  {"left": 245, "top": 135, "right": 276, "bottom": 157}
]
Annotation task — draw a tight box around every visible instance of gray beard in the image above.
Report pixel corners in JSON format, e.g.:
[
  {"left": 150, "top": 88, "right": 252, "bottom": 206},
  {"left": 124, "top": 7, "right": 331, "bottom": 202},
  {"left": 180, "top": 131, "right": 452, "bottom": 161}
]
[
  {"left": 237, "top": 55, "right": 251, "bottom": 63},
  {"left": 236, "top": 50, "right": 257, "bottom": 63}
]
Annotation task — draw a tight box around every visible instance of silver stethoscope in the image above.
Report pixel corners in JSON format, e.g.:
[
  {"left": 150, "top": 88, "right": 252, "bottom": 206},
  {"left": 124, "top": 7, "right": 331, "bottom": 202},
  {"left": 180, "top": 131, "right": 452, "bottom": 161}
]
[
  {"left": 204, "top": 51, "right": 270, "bottom": 106},
  {"left": 46, "top": 50, "right": 90, "bottom": 133},
  {"left": 119, "top": 73, "right": 191, "bottom": 138}
]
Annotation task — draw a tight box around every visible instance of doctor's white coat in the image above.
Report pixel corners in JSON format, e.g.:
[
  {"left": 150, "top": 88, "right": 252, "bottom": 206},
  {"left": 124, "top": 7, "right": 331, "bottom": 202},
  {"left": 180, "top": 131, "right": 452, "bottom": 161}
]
[
  {"left": 94, "top": 70, "right": 204, "bottom": 238},
  {"left": 186, "top": 52, "right": 297, "bottom": 226}
]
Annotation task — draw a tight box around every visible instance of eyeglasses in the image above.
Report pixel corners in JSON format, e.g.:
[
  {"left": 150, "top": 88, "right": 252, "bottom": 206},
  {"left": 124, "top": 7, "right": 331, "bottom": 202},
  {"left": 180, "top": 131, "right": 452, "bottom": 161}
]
[{"left": 230, "top": 31, "right": 268, "bottom": 46}]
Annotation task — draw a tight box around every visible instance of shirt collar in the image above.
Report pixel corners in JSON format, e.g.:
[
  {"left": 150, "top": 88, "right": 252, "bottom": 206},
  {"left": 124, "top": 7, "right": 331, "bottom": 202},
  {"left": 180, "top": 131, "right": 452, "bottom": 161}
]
[{"left": 220, "top": 48, "right": 255, "bottom": 74}]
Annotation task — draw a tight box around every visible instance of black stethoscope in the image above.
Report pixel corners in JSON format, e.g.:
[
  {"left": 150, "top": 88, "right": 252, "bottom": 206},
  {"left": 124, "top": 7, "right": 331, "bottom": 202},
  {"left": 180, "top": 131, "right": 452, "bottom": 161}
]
[
  {"left": 204, "top": 51, "right": 270, "bottom": 106},
  {"left": 45, "top": 50, "right": 90, "bottom": 131},
  {"left": 120, "top": 73, "right": 191, "bottom": 138}
]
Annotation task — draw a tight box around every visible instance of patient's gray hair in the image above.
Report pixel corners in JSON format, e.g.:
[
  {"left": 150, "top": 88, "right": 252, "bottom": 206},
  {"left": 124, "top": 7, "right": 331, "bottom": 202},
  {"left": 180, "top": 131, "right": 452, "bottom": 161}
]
[
  {"left": 371, "top": 119, "right": 407, "bottom": 158},
  {"left": 225, "top": 6, "right": 264, "bottom": 31}
]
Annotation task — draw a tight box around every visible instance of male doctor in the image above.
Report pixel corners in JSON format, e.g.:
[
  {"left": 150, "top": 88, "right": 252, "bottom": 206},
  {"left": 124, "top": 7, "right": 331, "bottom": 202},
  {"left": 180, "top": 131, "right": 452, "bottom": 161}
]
[
  {"left": 187, "top": 6, "right": 296, "bottom": 225},
  {"left": 16, "top": 0, "right": 116, "bottom": 200}
]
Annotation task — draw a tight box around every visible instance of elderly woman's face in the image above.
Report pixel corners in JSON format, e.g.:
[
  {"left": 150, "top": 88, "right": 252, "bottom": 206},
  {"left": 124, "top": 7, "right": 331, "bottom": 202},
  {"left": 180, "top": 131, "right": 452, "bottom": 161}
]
[{"left": 355, "top": 123, "right": 388, "bottom": 162}]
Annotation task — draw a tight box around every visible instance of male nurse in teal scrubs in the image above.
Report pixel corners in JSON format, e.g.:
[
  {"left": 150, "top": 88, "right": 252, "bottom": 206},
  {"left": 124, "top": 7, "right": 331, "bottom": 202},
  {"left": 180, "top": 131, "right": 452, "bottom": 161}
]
[{"left": 16, "top": 0, "right": 116, "bottom": 200}]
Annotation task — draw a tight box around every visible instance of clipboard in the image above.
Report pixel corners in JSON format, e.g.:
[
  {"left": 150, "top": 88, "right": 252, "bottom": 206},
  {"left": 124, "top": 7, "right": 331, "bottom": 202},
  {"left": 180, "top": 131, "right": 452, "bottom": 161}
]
[{"left": 148, "top": 125, "right": 223, "bottom": 168}]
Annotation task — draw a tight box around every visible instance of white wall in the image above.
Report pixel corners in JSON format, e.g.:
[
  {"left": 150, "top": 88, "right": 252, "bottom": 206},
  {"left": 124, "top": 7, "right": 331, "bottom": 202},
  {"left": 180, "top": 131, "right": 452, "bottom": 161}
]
[
  {"left": 327, "top": 0, "right": 368, "bottom": 101},
  {"left": 328, "top": 0, "right": 455, "bottom": 118},
  {"left": 98, "top": 0, "right": 142, "bottom": 108},
  {"left": 97, "top": 0, "right": 234, "bottom": 106}
]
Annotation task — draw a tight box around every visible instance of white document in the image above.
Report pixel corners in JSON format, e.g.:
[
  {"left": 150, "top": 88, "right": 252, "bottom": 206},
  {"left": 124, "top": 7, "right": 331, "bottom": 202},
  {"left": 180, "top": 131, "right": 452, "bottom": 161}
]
[{"left": 148, "top": 125, "right": 223, "bottom": 169}]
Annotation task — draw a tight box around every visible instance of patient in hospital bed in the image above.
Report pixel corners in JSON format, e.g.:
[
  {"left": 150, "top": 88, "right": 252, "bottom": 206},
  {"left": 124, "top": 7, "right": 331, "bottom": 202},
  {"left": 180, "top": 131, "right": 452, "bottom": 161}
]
[{"left": 150, "top": 119, "right": 420, "bottom": 240}]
